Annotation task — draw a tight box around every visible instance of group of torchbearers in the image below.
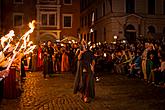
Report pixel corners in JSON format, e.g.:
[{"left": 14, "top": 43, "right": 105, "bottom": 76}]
[{"left": 0, "top": 21, "right": 36, "bottom": 100}]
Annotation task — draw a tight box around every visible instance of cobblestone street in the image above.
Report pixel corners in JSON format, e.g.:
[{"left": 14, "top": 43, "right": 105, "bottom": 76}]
[{"left": 0, "top": 72, "right": 165, "bottom": 110}]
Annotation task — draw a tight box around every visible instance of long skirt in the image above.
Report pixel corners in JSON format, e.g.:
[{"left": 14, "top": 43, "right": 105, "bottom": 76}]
[
  {"left": 61, "top": 53, "right": 70, "bottom": 72},
  {"left": 73, "top": 61, "right": 95, "bottom": 99}
]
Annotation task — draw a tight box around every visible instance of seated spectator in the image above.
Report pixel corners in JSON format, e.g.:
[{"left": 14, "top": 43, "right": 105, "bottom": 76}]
[{"left": 128, "top": 51, "right": 141, "bottom": 78}]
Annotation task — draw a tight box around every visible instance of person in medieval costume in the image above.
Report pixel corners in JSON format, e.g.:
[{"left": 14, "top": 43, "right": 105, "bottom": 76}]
[
  {"left": 20, "top": 55, "right": 26, "bottom": 82},
  {"left": 42, "top": 45, "right": 48, "bottom": 79},
  {"left": 46, "top": 41, "right": 54, "bottom": 76},
  {"left": 37, "top": 44, "right": 43, "bottom": 71},
  {"left": 73, "top": 40, "right": 95, "bottom": 103},
  {"left": 61, "top": 47, "right": 70, "bottom": 72},
  {"left": 31, "top": 49, "right": 37, "bottom": 72}
]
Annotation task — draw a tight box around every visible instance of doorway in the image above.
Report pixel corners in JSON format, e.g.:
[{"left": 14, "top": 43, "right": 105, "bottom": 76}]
[{"left": 125, "top": 24, "right": 136, "bottom": 43}]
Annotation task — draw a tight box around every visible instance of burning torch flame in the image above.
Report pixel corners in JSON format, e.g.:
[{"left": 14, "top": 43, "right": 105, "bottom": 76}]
[
  {"left": 1, "top": 30, "right": 15, "bottom": 50},
  {"left": 6, "top": 20, "right": 36, "bottom": 70}
]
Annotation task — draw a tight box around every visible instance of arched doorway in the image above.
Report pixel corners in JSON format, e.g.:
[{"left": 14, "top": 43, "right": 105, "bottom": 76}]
[
  {"left": 147, "top": 26, "right": 155, "bottom": 40},
  {"left": 125, "top": 24, "right": 136, "bottom": 43},
  {"left": 39, "top": 33, "right": 57, "bottom": 43}
]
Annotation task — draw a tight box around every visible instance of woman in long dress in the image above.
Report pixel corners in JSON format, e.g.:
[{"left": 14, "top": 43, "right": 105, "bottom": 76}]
[
  {"left": 37, "top": 44, "right": 43, "bottom": 71},
  {"left": 61, "top": 48, "right": 70, "bottom": 72}
]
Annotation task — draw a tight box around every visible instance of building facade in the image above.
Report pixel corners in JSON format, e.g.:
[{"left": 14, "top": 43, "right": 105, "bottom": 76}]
[
  {"left": 0, "top": 0, "right": 2, "bottom": 33},
  {"left": 80, "top": 0, "right": 165, "bottom": 43},
  {"left": 1, "top": 0, "right": 36, "bottom": 41},
  {"left": 0, "top": 0, "right": 80, "bottom": 43}
]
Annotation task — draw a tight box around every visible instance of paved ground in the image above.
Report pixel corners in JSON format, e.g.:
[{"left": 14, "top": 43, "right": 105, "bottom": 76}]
[{"left": 0, "top": 71, "right": 165, "bottom": 110}]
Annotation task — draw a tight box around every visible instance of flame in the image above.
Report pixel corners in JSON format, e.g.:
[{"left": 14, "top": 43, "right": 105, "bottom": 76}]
[
  {"left": 27, "top": 41, "right": 33, "bottom": 47},
  {"left": 29, "top": 20, "right": 36, "bottom": 30},
  {"left": 6, "top": 20, "right": 36, "bottom": 70},
  {"left": 22, "top": 20, "right": 36, "bottom": 38},
  {"left": 27, "top": 35, "right": 30, "bottom": 42},
  {"left": 1, "top": 30, "right": 15, "bottom": 48},
  {"left": 24, "top": 45, "right": 36, "bottom": 54},
  {"left": 6, "top": 30, "right": 15, "bottom": 38}
]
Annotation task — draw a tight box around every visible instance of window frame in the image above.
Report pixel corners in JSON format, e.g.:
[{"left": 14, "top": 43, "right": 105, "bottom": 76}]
[
  {"left": 13, "top": 13, "right": 24, "bottom": 27},
  {"left": 62, "top": 14, "right": 73, "bottom": 28},
  {"left": 102, "top": 2, "right": 105, "bottom": 16},
  {"left": 40, "top": 12, "right": 57, "bottom": 27}
]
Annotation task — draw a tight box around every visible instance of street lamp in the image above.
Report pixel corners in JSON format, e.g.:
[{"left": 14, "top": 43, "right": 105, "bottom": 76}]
[
  {"left": 90, "top": 28, "right": 94, "bottom": 33},
  {"left": 122, "top": 40, "right": 126, "bottom": 43},
  {"left": 90, "top": 28, "right": 94, "bottom": 42},
  {"left": 114, "top": 35, "right": 117, "bottom": 44},
  {"left": 114, "top": 35, "right": 117, "bottom": 40}
]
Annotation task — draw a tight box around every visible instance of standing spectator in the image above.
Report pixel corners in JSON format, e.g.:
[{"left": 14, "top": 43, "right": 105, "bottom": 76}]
[
  {"left": 42, "top": 45, "right": 48, "bottom": 79},
  {"left": 54, "top": 46, "right": 61, "bottom": 73},
  {"left": 141, "top": 43, "right": 149, "bottom": 81},
  {"left": 47, "top": 41, "right": 54, "bottom": 77},
  {"left": 31, "top": 49, "right": 37, "bottom": 72},
  {"left": 20, "top": 55, "right": 26, "bottom": 82},
  {"left": 61, "top": 47, "right": 70, "bottom": 72},
  {"left": 37, "top": 44, "right": 43, "bottom": 71}
]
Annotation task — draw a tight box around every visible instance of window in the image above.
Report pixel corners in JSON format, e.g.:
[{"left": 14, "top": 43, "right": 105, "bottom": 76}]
[
  {"left": 80, "top": 17, "right": 84, "bottom": 27},
  {"left": 163, "top": 0, "right": 165, "bottom": 15},
  {"left": 102, "top": 2, "right": 105, "bottom": 16},
  {"left": 148, "top": 0, "right": 155, "bottom": 15},
  {"left": 64, "top": 0, "right": 72, "bottom": 5},
  {"left": 13, "top": 14, "right": 23, "bottom": 27},
  {"left": 41, "top": 14, "right": 47, "bottom": 25},
  {"left": 13, "top": 0, "right": 23, "bottom": 4},
  {"left": 126, "top": 0, "right": 135, "bottom": 13},
  {"left": 80, "top": 0, "right": 83, "bottom": 11},
  {"left": 63, "top": 14, "right": 72, "bottom": 28},
  {"left": 104, "top": 27, "right": 106, "bottom": 41},
  {"left": 41, "top": 13, "right": 57, "bottom": 26},
  {"left": 49, "top": 14, "right": 55, "bottom": 25}
]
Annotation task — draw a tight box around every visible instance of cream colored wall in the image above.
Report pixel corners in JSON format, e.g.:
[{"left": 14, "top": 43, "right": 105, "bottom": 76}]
[
  {"left": 112, "top": 0, "right": 125, "bottom": 13},
  {"left": 135, "top": 0, "right": 147, "bottom": 14},
  {"left": 80, "top": 0, "right": 165, "bottom": 43}
]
